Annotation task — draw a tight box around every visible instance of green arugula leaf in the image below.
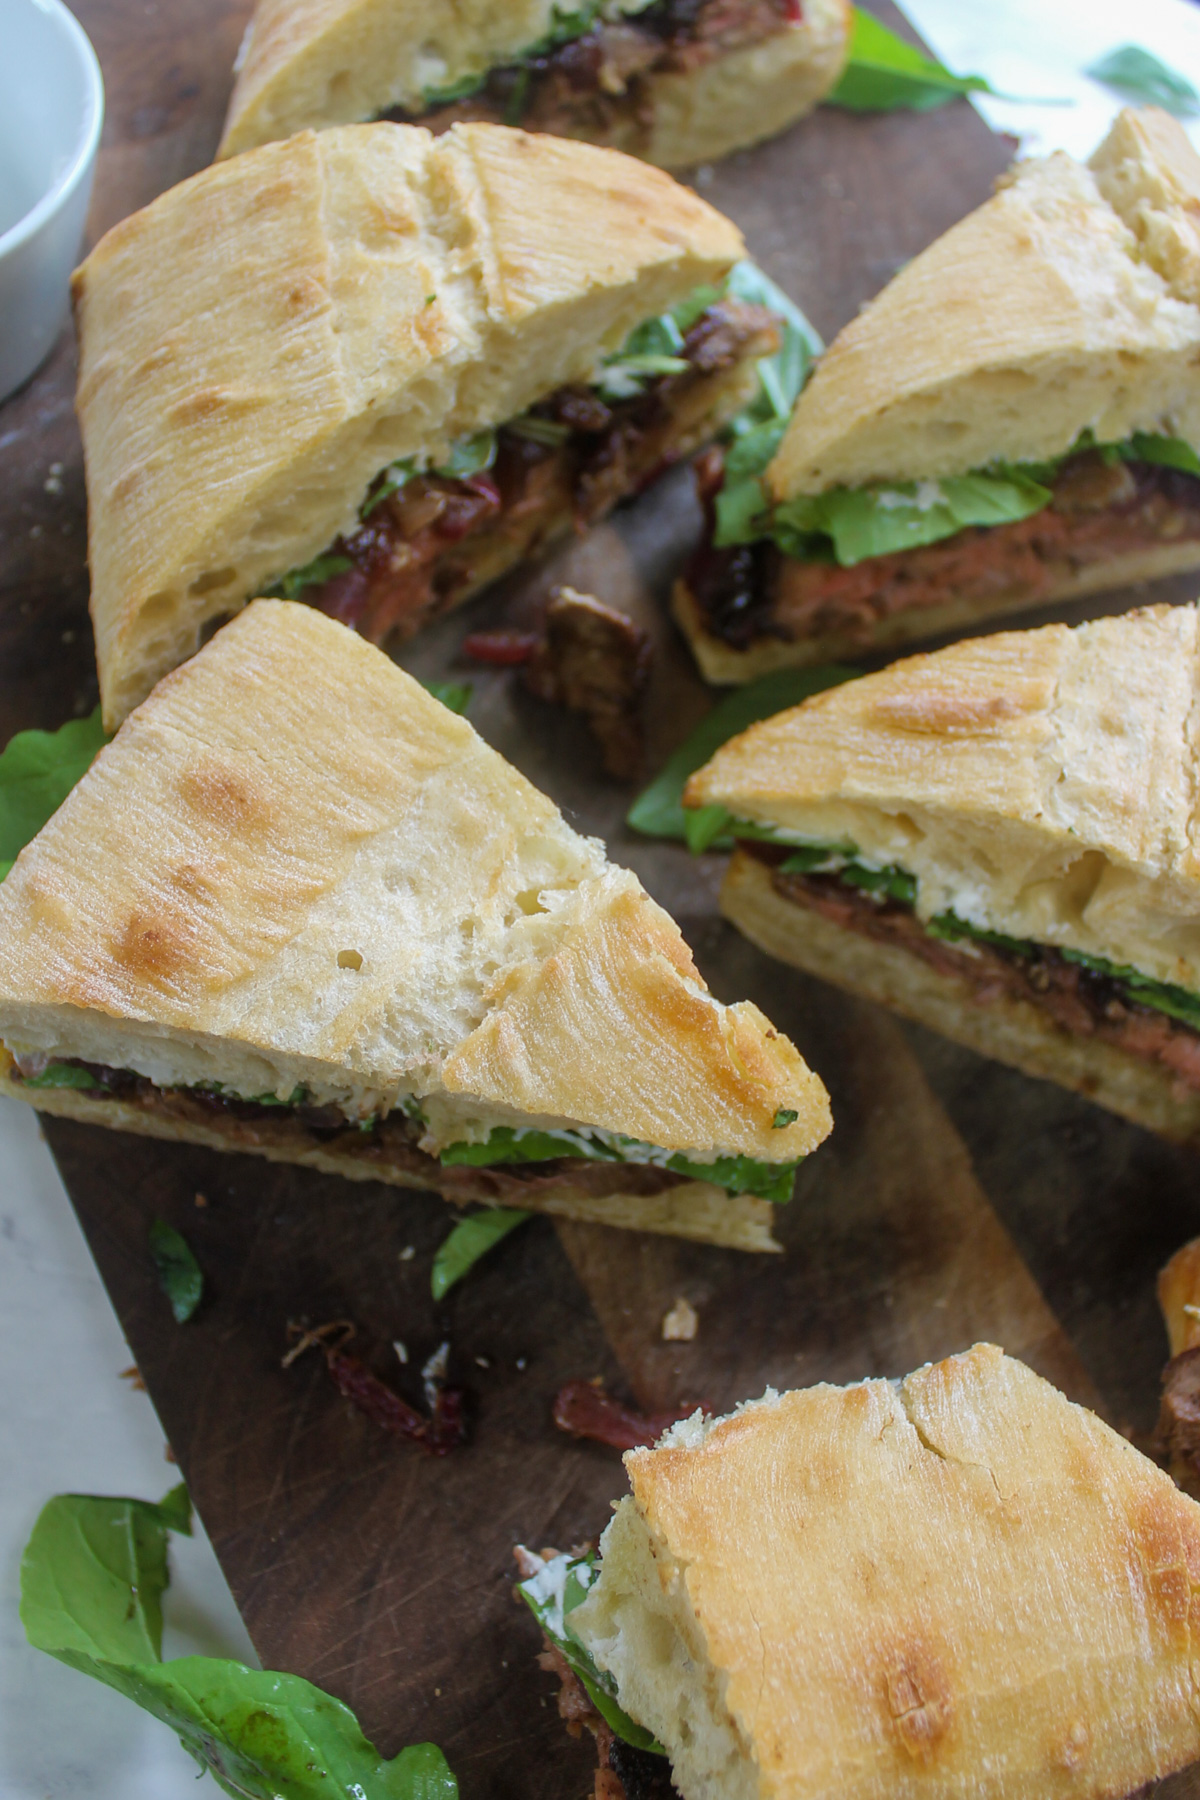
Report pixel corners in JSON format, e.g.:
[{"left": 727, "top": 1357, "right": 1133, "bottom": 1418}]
[
  {"left": 1086, "top": 45, "right": 1200, "bottom": 117},
  {"left": 362, "top": 457, "right": 421, "bottom": 515},
  {"left": 440, "top": 1126, "right": 604, "bottom": 1166},
  {"left": 434, "top": 429, "right": 497, "bottom": 480},
  {"left": 21, "top": 1061, "right": 100, "bottom": 1090},
  {"left": 0, "top": 707, "right": 107, "bottom": 882},
  {"left": 431, "top": 1208, "right": 532, "bottom": 1300},
  {"left": 627, "top": 666, "right": 858, "bottom": 844},
  {"left": 725, "top": 261, "right": 823, "bottom": 425},
  {"left": 264, "top": 553, "right": 354, "bottom": 600},
  {"left": 1121, "top": 433, "right": 1200, "bottom": 478},
  {"left": 666, "top": 1150, "right": 800, "bottom": 1203},
  {"left": 22, "top": 1491, "right": 458, "bottom": 1800},
  {"left": 830, "top": 7, "right": 993, "bottom": 112},
  {"left": 1060, "top": 949, "right": 1200, "bottom": 1030},
  {"left": 421, "top": 72, "right": 487, "bottom": 107},
  {"left": 421, "top": 681, "right": 473, "bottom": 716},
  {"left": 148, "top": 1219, "right": 203, "bottom": 1325},
  {"left": 773, "top": 470, "right": 1051, "bottom": 565},
  {"left": 517, "top": 1553, "right": 665, "bottom": 1756}
]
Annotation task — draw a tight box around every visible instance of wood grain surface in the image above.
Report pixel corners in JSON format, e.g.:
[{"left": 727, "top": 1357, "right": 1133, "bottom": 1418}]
[{"left": 5, "top": 5, "right": 1200, "bottom": 1795}]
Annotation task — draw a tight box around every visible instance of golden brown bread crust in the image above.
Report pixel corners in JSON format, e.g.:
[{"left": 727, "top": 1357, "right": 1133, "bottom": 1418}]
[
  {"left": 671, "top": 540, "right": 1200, "bottom": 681},
  {"left": 1090, "top": 106, "right": 1200, "bottom": 308},
  {"left": 74, "top": 121, "right": 746, "bottom": 726},
  {"left": 768, "top": 111, "right": 1200, "bottom": 503},
  {"left": 218, "top": 0, "right": 850, "bottom": 166},
  {"left": 687, "top": 604, "right": 1200, "bottom": 999},
  {"left": 0, "top": 1063, "right": 778, "bottom": 1251},
  {"left": 719, "top": 848, "right": 1200, "bottom": 1146},
  {"left": 0, "top": 602, "right": 829, "bottom": 1199},
  {"left": 587, "top": 1344, "right": 1200, "bottom": 1796}
]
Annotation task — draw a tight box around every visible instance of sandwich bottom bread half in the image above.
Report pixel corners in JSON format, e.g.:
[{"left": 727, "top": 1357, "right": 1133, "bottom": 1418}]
[
  {"left": 672, "top": 106, "right": 1200, "bottom": 683},
  {"left": 685, "top": 602, "right": 1200, "bottom": 1146},
  {"left": 519, "top": 1343, "right": 1200, "bottom": 1799},
  {"left": 0, "top": 601, "right": 831, "bottom": 1252},
  {"left": 219, "top": 0, "right": 851, "bottom": 169}
]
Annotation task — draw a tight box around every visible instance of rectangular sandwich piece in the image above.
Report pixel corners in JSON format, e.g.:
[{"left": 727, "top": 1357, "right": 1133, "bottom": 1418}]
[
  {"left": 523, "top": 1343, "right": 1200, "bottom": 1798},
  {"left": 75, "top": 120, "right": 782, "bottom": 728},
  {"left": 0, "top": 600, "right": 831, "bottom": 1252},
  {"left": 674, "top": 106, "right": 1200, "bottom": 682},
  {"left": 685, "top": 601, "right": 1200, "bottom": 1145},
  {"left": 218, "top": 0, "right": 851, "bottom": 168}
]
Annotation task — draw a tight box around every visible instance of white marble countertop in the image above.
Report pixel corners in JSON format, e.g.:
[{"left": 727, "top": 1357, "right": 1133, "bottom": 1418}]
[{"left": 5, "top": 1, "right": 1200, "bottom": 1791}]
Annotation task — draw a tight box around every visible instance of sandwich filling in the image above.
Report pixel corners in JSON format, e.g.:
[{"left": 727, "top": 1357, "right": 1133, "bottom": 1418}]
[
  {"left": 383, "top": 0, "right": 804, "bottom": 140},
  {"left": 4, "top": 1054, "right": 804, "bottom": 1203},
  {"left": 265, "top": 271, "right": 781, "bottom": 647},
  {"left": 730, "top": 838, "right": 1200, "bottom": 1092},
  {"left": 688, "top": 434, "right": 1200, "bottom": 649}
]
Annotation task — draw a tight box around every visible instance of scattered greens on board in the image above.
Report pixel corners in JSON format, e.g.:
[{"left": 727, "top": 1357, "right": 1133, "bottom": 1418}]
[
  {"left": 627, "top": 666, "right": 858, "bottom": 849},
  {"left": 441, "top": 1122, "right": 803, "bottom": 1202},
  {"left": 719, "top": 432, "right": 1200, "bottom": 568},
  {"left": 0, "top": 706, "right": 107, "bottom": 881},
  {"left": 21, "top": 1487, "right": 458, "bottom": 1800},
  {"left": 421, "top": 680, "right": 473, "bottom": 715},
  {"left": 148, "top": 1218, "right": 204, "bottom": 1324},
  {"left": 431, "top": 1208, "right": 532, "bottom": 1299},
  {"left": 518, "top": 1551, "right": 666, "bottom": 1757},
  {"left": 1086, "top": 45, "right": 1200, "bottom": 117},
  {"left": 829, "top": 7, "right": 995, "bottom": 112}
]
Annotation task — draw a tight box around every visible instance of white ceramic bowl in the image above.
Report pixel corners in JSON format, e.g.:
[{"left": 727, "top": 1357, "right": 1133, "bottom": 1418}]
[{"left": 0, "top": 0, "right": 103, "bottom": 402}]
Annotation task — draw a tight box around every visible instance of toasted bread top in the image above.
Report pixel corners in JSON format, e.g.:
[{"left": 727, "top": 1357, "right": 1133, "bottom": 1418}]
[
  {"left": 0, "top": 602, "right": 829, "bottom": 1161},
  {"left": 75, "top": 121, "right": 744, "bottom": 727},
  {"left": 602, "top": 1345, "right": 1200, "bottom": 1796},
  {"left": 768, "top": 109, "right": 1200, "bottom": 500},
  {"left": 687, "top": 603, "right": 1200, "bottom": 994}
]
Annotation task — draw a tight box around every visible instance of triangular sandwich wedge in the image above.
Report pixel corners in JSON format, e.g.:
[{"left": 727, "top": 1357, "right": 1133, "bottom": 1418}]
[
  {"left": 686, "top": 602, "right": 1200, "bottom": 1144},
  {"left": 76, "top": 120, "right": 781, "bottom": 729},
  {"left": 218, "top": 0, "right": 851, "bottom": 168},
  {"left": 522, "top": 1343, "right": 1200, "bottom": 1798},
  {"left": 674, "top": 106, "right": 1200, "bottom": 682},
  {"left": 0, "top": 601, "right": 830, "bottom": 1252}
]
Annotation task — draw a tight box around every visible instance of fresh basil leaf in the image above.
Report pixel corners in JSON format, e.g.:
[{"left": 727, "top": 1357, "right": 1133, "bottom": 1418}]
[
  {"left": 628, "top": 666, "right": 858, "bottom": 844},
  {"left": 1121, "top": 433, "right": 1200, "bottom": 478},
  {"left": 435, "top": 428, "right": 496, "bottom": 480},
  {"left": 154, "top": 1483, "right": 194, "bottom": 1537},
  {"left": 264, "top": 553, "right": 354, "bottom": 600},
  {"left": 839, "top": 861, "right": 917, "bottom": 905},
  {"left": 1086, "top": 45, "right": 1200, "bottom": 117},
  {"left": 924, "top": 911, "right": 1031, "bottom": 956},
  {"left": 772, "top": 1108, "right": 798, "bottom": 1129},
  {"left": 517, "top": 1553, "right": 665, "bottom": 1757},
  {"left": 148, "top": 1219, "right": 203, "bottom": 1325},
  {"left": 684, "top": 803, "right": 735, "bottom": 855},
  {"left": 666, "top": 1150, "right": 800, "bottom": 1203},
  {"left": 440, "top": 1126, "right": 604, "bottom": 1166},
  {"left": 22, "top": 1061, "right": 100, "bottom": 1090},
  {"left": 774, "top": 470, "right": 1051, "bottom": 566},
  {"left": 430, "top": 1208, "right": 532, "bottom": 1299},
  {"left": 421, "top": 681, "right": 473, "bottom": 716},
  {"left": 778, "top": 843, "right": 857, "bottom": 873},
  {"left": 0, "top": 706, "right": 107, "bottom": 882},
  {"left": 21, "top": 1491, "right": 458, "bottom": 1800},
  {"left": 830, "top": 7, "right": 993, "bottom": 112}
]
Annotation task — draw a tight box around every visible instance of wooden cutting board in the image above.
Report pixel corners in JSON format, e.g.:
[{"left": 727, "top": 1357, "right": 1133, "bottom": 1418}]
[{"left": 5, "top": 6, "right": 1200, "bottom": 1794}]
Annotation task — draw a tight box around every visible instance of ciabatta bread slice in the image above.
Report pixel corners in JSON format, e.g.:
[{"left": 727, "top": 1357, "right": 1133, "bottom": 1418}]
[
  {"left": 75, "top": 121, "right": 746, "bottom": 728},
  {"left": 768, "top": 111, "right": 1200, "bottom": 501},
  {"left": 688, "top": 603, "right": 1200, "bottom": 994},
  {"left": 568, "top": 1344, "right": 1200, "bottom": 1797},
  {"left": 217, "top": 0, "right": 850, "bottom": 167},
  {"left": 0, "top": 601, "right": 830, "bottom": 1249}
]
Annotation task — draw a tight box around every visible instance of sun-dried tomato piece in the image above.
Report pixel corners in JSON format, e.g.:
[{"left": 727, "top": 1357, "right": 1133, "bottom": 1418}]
[{"left": 552, "top": 1378, "right": 698, "bottom": 1451}]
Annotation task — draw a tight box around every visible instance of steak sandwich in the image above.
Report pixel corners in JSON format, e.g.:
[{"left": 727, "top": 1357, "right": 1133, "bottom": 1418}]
[
  {"left": 674, "top": 106, "right": 1200, "bottom": 682},
  {"left": 685, "top": 603, "right": 1200, "bottom": 1145},
  {"left": 218, "top": 0, "right": 851, "bottom": 168},
  {"left": 0, "top": 601, "right": 831, "bottom": 1252},
  {"left": 521, "top": 1343, "right": 1200, "bottom": 1799},
  {"left": 75, "top": 121, "right": 780, "bottom": 729}
]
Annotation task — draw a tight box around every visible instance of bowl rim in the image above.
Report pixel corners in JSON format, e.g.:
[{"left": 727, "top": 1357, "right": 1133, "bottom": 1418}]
[{"left": 0, "top": 0, "right": 104, "bottom": 262}]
